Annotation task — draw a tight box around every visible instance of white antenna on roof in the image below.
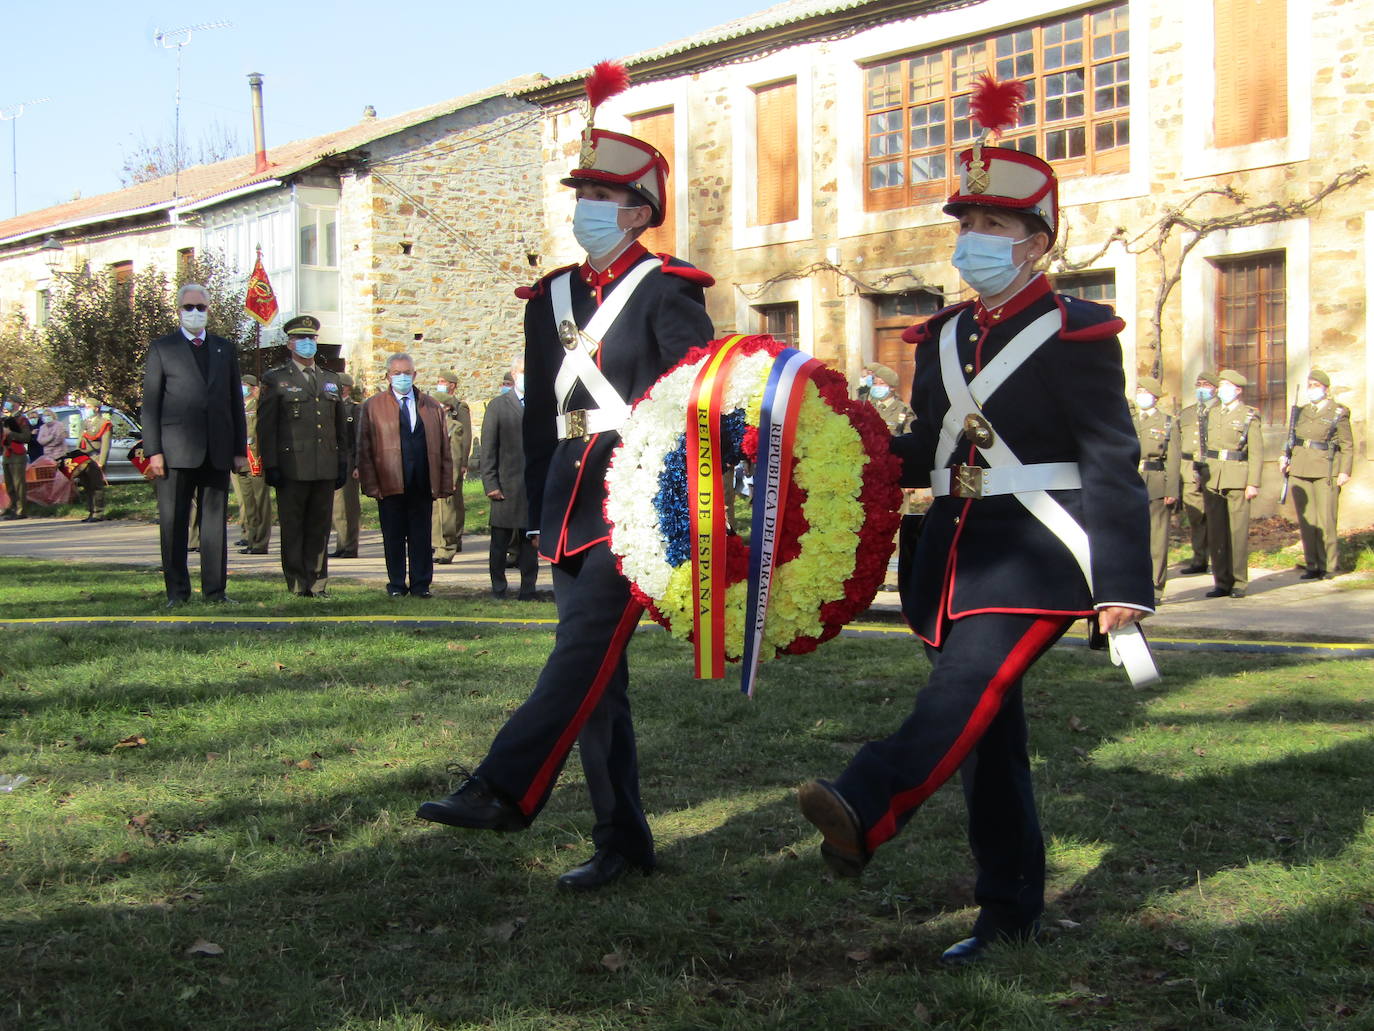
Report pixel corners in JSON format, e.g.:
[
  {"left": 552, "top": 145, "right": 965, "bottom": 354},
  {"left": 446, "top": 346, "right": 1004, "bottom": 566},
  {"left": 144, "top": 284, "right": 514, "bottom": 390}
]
[
  {"left": 0, "top": 97, "right": 50, "bottom": 218},
  {"left": 153, "top": 21, "right": 231, "bottom": 218}
]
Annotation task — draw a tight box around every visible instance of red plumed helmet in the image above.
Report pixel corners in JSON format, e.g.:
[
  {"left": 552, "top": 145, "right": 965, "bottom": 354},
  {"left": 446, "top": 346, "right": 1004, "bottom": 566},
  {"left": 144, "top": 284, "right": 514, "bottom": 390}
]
[
  {"left": 585, "top": 60, "right": 630, "bottom": 110},
  {"left": 970, "top": 74, "right": 1026, "bottom": 138}
]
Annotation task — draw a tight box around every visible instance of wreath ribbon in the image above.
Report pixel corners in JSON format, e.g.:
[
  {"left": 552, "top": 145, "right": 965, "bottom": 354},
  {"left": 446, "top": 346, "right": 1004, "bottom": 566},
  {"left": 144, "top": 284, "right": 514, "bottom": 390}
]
[
  {"left": 686, "top": 334, "right": 749, "bottom": 679},
  {"left": 740, "top": 348, "right": 824, "bottom": 696}
]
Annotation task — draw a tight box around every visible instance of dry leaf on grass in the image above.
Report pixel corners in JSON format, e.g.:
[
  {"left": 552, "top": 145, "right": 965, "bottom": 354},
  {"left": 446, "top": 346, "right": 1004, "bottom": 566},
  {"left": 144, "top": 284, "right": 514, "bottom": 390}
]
[
  {"left": 185, "top": 939, "right": 224, "bottom": 958},
  {"left": 601, "top": 951, "right": 627, "bottom": 972},
  {"left": 845, "top": 948, "right": 871, "bottom": 962},
  {"left": 113, "top": 735, "right": 147, "bottom": 749}
]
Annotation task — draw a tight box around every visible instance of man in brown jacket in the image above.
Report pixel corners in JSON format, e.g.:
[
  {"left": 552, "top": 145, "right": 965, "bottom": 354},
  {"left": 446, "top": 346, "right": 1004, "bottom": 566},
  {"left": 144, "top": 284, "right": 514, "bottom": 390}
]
[{"left": 355, "top": 353, "right": 454, "bottom": 597}]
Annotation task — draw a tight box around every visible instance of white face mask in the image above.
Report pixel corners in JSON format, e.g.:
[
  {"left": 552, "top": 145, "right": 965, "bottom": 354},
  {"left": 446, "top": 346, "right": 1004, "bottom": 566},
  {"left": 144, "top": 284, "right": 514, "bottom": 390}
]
[
  {"left": 1135, "top": 392, "right": 1156, "bottom": 411},
  {"left": 180, "top": 308, "right": 209, "bottom": 333},
  {"left": 1218, "top": 383, "right": 1240, "bottom": 404},
  {"left": 951, "top": 231, "right": 1033, "bottom": 297},
  {"left": 1306, "top": 387, "right": 1327, "bottom": 405}
]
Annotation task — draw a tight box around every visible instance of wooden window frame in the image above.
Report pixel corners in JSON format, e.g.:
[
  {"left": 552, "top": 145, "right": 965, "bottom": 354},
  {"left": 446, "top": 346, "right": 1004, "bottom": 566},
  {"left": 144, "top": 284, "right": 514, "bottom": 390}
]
[
  {"left": 628, "top": 107, "right": 676, "bottom": 255},
  {"left": 753, "top": 79, "right": 799, "bottom": 226},
  {"left": 756, "top": 302, "right": 799, "bottom": 348},
  {"left": 1213, "top": 252, "right": 1286, "bottom": 425},
  {"left": 863, "top": 1, "right": 1129, "bottom": 213},
  {"left": 1052, "top": 270, "right": 1117, "bottom": 303}
]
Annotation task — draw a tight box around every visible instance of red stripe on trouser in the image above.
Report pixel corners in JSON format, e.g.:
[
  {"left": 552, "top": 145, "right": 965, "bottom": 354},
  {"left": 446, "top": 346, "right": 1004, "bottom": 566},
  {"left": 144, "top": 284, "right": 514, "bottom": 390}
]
[
  {"left": 518, "top": 600, "right": 645, "bottom": 815},
  {"left": 864, "top": 615, "right": 1065, "bottom": 852}
]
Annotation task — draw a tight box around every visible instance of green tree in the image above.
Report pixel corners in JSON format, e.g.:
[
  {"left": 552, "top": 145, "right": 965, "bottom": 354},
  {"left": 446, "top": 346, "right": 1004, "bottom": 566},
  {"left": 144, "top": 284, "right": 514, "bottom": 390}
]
[
  {"left": 42, "top": 250, "right": 250, "bottom": 412},
  {"left": 0, "top": 312, "right": 62, "bottom": 406}
]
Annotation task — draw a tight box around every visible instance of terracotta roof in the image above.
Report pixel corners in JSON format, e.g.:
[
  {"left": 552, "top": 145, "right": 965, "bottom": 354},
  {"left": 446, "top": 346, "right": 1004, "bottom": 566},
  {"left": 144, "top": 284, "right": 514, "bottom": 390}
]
[
  {"left": 0, "top": 74, "right": 545, "bottom": 247},
  {"left": 514, "top": 0, "right": 952, "bottom": 101}
]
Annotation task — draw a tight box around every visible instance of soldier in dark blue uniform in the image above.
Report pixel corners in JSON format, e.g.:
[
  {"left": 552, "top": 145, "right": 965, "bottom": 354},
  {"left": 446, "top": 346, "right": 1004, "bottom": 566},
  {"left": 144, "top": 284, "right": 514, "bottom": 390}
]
[
  {"left": 799, "top": 78, "right": 1153, "bottom": 964},
  {"left": 418, "top": 67, "right": 715, "bottom": 892}
]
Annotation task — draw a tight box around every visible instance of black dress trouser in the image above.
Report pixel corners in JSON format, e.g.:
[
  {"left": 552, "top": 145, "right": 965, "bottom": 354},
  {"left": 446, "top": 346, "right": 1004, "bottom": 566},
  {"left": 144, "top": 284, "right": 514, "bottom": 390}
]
[
  {"left": 833, "top": 612, "right": 1073, "bottom": 938},
  {"left": 377, "top": 481, "right": 434, "bottom": 594},
  {"left": 156, "top": 463, "right": 229, "bottom": 601},
  {"left": 476, "top": 542, "right": 653, "bottom": 868}
]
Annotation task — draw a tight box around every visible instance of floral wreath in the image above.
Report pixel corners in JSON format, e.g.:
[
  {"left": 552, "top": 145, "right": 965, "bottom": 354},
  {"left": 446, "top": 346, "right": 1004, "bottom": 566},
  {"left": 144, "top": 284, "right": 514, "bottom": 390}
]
[{"left": 605, "top": 335, "right": 902, "bottom": 680}]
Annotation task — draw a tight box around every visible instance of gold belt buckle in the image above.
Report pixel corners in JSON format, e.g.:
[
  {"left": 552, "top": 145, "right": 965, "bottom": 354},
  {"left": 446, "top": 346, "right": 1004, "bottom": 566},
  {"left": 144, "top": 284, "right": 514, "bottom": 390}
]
[
  {"left": 952, "top": 465, "right": 984, "bottom": 499},
  {"left": 565, "top": 409, "right": 587, "bottom": 439}
]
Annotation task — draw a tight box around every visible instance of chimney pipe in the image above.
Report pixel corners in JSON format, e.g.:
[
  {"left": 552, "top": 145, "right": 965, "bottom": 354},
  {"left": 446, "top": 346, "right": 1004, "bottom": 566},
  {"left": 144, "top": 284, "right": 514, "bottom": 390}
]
[{"left": 248, "top": 73, "right": 268, "bottom": 174}]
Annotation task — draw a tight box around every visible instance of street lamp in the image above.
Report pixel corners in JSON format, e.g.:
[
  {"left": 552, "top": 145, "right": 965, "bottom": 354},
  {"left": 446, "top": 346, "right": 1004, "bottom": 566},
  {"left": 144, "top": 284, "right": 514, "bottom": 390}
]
[{"left": 39, "top": 235, "right": 79, "bottom": 282}]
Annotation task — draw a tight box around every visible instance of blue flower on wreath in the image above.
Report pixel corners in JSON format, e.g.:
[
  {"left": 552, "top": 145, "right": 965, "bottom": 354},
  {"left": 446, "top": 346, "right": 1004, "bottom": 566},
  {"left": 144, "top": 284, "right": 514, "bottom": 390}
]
[{"left": 655, "top": 409, "right": 748, "bottom": 567}]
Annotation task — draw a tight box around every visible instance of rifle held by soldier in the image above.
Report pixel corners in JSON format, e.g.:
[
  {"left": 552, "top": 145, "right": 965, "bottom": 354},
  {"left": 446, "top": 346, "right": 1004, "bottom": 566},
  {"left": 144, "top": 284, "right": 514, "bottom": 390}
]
[{"left": 1278, "top": 386, "right": 1301, "bottom": 504}]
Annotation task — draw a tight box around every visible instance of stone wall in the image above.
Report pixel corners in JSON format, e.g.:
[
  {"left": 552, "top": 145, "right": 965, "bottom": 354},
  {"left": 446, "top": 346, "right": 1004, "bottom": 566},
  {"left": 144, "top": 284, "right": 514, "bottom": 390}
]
[
  {"left": 342, "top": 95, "right": 543, "bottom": 407},
  {"left": 529, "top": 0, "right": 1374, "bottom": 525}
]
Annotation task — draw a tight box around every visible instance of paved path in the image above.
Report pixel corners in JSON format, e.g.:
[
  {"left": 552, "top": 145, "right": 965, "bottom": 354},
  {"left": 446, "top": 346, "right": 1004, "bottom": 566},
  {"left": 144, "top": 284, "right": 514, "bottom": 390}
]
[{"left": 2, "top": 516, "right": 1372, "bottom": 643}]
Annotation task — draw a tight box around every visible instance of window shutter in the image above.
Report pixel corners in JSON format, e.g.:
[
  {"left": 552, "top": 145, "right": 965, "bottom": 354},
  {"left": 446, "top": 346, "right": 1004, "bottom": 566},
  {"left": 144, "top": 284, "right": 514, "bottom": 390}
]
[
  {"left": 628, "top": 108, "right": 676, "bottom": 254},
  {"left": 1214, "top": 0, "right": 1288, "bottom": 147},
  {"left": 755, "top": 80, "right": 799, "bottom": 225}
]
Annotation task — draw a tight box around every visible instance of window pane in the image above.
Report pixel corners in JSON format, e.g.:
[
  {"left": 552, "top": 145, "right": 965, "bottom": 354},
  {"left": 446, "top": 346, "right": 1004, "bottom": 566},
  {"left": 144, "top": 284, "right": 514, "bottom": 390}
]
[
  {"left": 299, "top": 222, "right": 318, "bottom": 266},
  {"left": 300, "top": 268, "right": 338, "bottom": 312},
  {"left": 869, "top": 161, "right": 904, "bottom": 189},
  {"left": 322, "top": 210, "right": 338, "bottom": 267},
  {"left": 912, "top": 153, "right": 946, "bottom": 182}
]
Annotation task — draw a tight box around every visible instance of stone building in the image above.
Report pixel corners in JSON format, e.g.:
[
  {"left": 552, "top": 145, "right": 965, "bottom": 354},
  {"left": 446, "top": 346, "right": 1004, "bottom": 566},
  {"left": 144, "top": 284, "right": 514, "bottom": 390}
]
[
  {"left": 0, "top": 76, "right": 543, "bottom": 397},
  {"left": 513, "top": 0, "right": 1374, "bottom": 524}
]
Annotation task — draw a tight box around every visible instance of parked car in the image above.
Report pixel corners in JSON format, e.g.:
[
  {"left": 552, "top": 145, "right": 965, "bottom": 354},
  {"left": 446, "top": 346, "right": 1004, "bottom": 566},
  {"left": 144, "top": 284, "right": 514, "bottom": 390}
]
[{"left": 30, "top": 406, "right": 146, "bottom": 484}]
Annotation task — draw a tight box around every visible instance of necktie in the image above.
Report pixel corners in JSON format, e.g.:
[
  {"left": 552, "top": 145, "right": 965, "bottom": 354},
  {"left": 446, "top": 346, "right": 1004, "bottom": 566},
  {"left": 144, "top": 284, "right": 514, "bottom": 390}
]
[
  {"left": 400, "top": 395, "right": 410, "bottom": 430},
  {"left": 192, "top": 337, "right": 203, "bottom": 347}
]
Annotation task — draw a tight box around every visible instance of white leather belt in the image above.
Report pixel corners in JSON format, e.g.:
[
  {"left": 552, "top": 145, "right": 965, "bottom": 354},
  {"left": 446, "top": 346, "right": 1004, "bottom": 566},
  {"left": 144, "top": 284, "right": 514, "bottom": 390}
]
[
  {"left": 555, "top": 406, "right": 628, "bottom": 440},
  {"left": 930, "top": 462, "right": 1082, "bottom": 499}
]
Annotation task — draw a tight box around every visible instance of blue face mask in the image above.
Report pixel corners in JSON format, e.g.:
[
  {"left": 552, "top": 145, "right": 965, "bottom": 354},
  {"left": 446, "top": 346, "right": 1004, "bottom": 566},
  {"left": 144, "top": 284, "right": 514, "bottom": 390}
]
[
  {"left": 499, "top": 385, "right": 511, "bottom": 394},
  {"left": 293, "top": 338, "right": 318, "bottom": 360},
  {"left": 242, "top": 385, "right": 251, "bottom": 398},
  {"left": 869, "top": 384, "right": 891, "bottom": 400},
  {"left": 391, "top": 374, "right": 414, "bottom": 395},
  {"left": 952, "top": 231, "right": 1031, "bottom": 297},
  {"left": 1196, "top": 386, "right": 1215, "bottom": 402},
  {"left": 572, "top": 198, "right": 631, "bottom": 259}
]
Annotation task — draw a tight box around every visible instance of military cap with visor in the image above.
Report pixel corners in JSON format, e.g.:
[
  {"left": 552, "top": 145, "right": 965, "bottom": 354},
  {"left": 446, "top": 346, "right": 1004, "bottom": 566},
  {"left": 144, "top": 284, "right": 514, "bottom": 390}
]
[{"left": 283, "top": 314, "right": 321, "bottom": 337}]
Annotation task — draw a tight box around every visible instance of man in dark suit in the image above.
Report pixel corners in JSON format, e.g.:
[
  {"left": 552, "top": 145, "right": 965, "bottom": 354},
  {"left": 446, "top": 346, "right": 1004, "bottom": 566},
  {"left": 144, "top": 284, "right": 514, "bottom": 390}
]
[
  {"left": 480, "top": 358, "right": 538, "bottom": 600},
  {"left": 355, "top": 353, "right": 453, "bottom": 597},
  {"left": 141, "top": 283, "right": 248, "bottom": 605},
  {"left": 418, "top": 111, "right": 715, "bottom": 893}
]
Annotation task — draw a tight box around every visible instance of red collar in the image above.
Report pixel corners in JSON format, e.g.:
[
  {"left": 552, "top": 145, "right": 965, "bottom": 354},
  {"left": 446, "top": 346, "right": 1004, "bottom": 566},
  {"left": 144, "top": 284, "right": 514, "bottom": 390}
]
[
  {"left": 579, "top": 242, "right": 649, "bottom": 290},
  {"left": 975, "top": 274, "right": 1051, "bottom": 328}
]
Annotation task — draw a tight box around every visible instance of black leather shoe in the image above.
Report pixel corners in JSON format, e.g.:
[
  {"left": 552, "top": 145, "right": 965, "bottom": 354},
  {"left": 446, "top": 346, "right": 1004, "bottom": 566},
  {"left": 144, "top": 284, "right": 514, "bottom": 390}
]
[
  {"left": 416, "top": 776, "right": 525, "bottom": 831},
  {"left": 433, "top": 556, "right": 453, "bottom": 565},
  {"left": 165, "top": 597, "right": 188, "bottom": 609},
  {"left": 239, "top": 547, "right": 268, "bottom": 555},
  {"left": 1180, "top": 562, "right": 1208, "bottom": 575},
  {"left": 234, "top": 539, "right": 248, "bottom": 547},
  {"left": 206, "top": 595, "right": 237, "bottom": 605},
  {"left": 940, "top": 936, "right": 991, "bottom": 965},
  {"left": 1300, "top": 569, "right": 1326, "bottom": 580},
  {"left": 330, "top": 550, "right": 357, "bottom": 559},
  {"left": 1204, "top": 587, "right": 1232, "bottom": 598},
  {"left": 387, "top": 587, "right": 407, "bottom": 597},
  {"left": 1230, "top": 588, "right": 1246, "bottom": 598},
  {"left": 798, "top": 779, "right": 869, "bottom": 878},
  {"left": 557, "top": 849, "right": 650, "bottom": 891},
  {"left": 412, "top": 588, "right": 432, "bottom": 599}
]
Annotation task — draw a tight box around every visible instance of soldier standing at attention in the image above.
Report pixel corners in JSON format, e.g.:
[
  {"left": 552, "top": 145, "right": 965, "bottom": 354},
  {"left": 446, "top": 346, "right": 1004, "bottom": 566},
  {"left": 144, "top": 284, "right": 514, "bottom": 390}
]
[
  {"left": 331, "top": 373, "right": 361, "bottom": 559},
  {"left": 1133, "top": 376, "right": 1179, "bottom": 605},
  {"left": 1177, "top": 370, "right": 1219, "bottom": 574},
  {"left": 258, "top": 315, "right": 349, "bottom": 597},
  {"left": 417, "top": 62, "right": 716, "bottom": 893},
  {"left": 431, "top": 369, "right": 473, "bottom": 563},
  {"left": 1202, "top": 369, "right": 1263, "bottom": 598},
  {"left": 1281, "top": 369, "right": 1354, "bottom": 579},
  {"left": 235, "top": 375, "right": 272, "bottom": 555},
  {"left": 865, "top": 362, "right": 915, "bottom": 435}
]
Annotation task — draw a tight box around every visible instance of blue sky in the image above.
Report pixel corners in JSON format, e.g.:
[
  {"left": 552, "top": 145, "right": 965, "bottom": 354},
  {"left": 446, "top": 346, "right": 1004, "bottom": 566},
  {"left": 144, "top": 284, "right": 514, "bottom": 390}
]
[{"left": 4, "top": 0, "right": 765, "bottom": 218}]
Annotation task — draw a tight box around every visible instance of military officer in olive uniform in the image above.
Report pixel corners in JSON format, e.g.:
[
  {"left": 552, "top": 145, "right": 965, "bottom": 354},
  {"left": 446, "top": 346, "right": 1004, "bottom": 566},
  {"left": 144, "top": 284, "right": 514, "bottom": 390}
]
[
  {"left": 258, "top": 315, "right": 350, "bottom": 597},
  {"left": 1202, "top": 369, "right": 1264, "bottom": 598},
  {"left": 1177, "top": 370, "right": 1219, "bottom": 574},
  {"left": 1281, "top": 368, "right": 1354, "bottom": 579},
  {"left": 331, "top": 373, "right": 362, "bottom": 558},
  {"left": 865, "top": 362, "right": 915, "bottom": 435},
  {"left": 234, "top": 374, "right": 272, "bottom": 554},
  {"left": 431, "top": 369, "right": 473, "bottom": 563},
  {"left": 1133, "top": 376, "right": 1180, "bottom": 604}
]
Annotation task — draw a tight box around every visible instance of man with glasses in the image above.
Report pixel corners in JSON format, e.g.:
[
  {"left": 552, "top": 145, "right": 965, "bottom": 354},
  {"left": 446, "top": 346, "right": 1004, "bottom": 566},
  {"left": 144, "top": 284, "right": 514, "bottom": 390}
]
[{"left": 140, "top": 283, "right": 248, "bottom": 606}]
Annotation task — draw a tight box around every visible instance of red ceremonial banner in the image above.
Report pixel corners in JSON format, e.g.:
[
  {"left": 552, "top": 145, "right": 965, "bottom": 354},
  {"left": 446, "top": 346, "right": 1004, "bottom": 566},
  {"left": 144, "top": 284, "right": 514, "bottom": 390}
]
[{"left": 244, "top": 253, "right": 279, "bottom": 326}]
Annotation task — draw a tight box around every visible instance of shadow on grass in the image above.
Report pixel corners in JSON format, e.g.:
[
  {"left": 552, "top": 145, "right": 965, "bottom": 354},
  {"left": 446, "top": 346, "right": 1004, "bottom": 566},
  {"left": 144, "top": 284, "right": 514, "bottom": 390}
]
[{"left": 2, "top": 630, "right": 1372, "bottom": 1029}]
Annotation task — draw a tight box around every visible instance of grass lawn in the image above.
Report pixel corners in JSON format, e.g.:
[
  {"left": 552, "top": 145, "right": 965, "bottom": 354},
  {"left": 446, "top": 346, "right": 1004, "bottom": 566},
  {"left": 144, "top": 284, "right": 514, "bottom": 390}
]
[{"left": 0, "top": 568, "right": 1371, "bottom": 1029}]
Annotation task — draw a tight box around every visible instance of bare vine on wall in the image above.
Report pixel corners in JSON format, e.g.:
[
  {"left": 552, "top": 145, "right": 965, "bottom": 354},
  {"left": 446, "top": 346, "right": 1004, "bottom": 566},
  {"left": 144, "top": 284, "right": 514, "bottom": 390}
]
[{"left": 1050, "top": 166, "right": 1369, "bottom": 380}]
